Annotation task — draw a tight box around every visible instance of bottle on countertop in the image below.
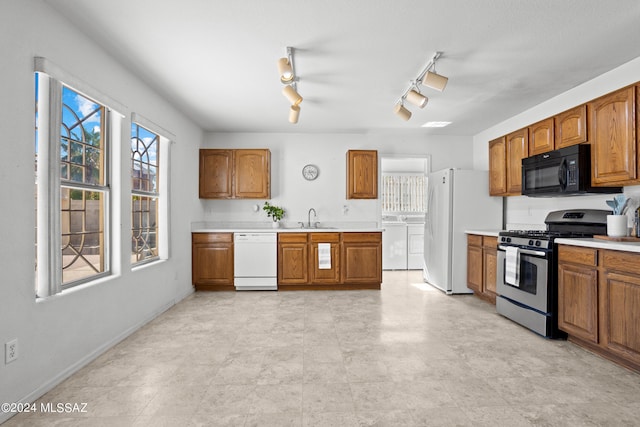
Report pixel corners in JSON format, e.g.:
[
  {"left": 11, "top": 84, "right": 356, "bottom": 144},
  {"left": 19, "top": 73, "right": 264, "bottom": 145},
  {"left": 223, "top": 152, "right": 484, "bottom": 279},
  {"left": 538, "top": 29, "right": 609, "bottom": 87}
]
[{"left": 636, "top": 207, "right": 640, "bottom": 238}]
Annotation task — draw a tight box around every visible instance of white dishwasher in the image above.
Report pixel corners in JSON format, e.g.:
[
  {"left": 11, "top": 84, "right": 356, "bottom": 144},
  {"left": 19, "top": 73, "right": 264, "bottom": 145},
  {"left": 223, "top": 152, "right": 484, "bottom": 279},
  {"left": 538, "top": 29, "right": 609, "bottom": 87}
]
[{"left": 233, "top": 233, "right": 277, "bottom": 291}]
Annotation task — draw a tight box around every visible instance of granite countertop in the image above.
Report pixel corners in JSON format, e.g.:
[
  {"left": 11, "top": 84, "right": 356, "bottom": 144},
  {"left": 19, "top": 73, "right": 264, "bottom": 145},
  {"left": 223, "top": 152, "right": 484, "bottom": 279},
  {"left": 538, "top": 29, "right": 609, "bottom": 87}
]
[
  {"left": 191, "top": 221, "right": 384, "bottom": 233},
  {"left": 555, "top": 237, "right": 640, "bottom": 254},
  {"left": 464, "top": 230, "right": 502, "bottom": 237}
]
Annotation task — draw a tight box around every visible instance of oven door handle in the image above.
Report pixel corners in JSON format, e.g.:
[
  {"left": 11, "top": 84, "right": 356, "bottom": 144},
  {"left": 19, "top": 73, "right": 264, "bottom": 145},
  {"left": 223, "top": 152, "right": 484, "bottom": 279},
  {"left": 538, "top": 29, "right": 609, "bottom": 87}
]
[{"left": 498, "top": 245, "right": 547, "bottom": 258}]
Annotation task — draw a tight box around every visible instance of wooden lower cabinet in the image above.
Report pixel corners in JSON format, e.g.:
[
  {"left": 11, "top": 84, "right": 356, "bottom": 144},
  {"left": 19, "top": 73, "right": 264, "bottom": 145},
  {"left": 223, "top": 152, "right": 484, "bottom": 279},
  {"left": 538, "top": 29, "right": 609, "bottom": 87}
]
[
  {"left": 601, "top": 250, "right": 640, "bottom": 366},
  {"left": 557, "top": 250, "right": 599, "bottom": 343},
  {"left": 558, "top": 245, "right": 640, "bottom": 372},
  {"left": 466, "top": 235, "right": 483, "bottom": 294},
  {"left": 483, "top": 242, "right": 498, "bottom": 296},
  {"left": 466, "top": 234, "right": 498, "bottom": 304},
  {"left": 191, "top": 233, "right": 234, "bottom": 290},
  {"left": 309, "top": 233, "right": 341, "bottom": 284},
  {"left": 341, "top": 233, "right": 382, "bottom": 285},
  {"left": 278, "top": 233, "right": 309, "bottom": 285},
  {"left": 278, "top": 231, "right": 381, "bottom": 290}
]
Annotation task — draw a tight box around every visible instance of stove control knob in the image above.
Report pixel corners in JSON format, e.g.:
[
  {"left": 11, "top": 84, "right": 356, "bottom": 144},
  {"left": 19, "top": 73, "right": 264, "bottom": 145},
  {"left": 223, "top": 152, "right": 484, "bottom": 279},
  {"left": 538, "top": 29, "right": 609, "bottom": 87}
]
[
  {"left": 506, "top": 238, "right": 511, "bottom": 243},
  {"left": 528, "top": 240, "right": 534, "bottom": 246},
  {"left": 535, "top": 241, "right": 541, "bottom": 247}
]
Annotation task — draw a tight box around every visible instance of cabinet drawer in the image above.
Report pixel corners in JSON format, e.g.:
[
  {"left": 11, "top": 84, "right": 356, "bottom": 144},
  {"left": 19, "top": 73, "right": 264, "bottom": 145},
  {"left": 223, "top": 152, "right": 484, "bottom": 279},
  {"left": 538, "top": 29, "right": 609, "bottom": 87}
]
[
  {"left": 602, "top": 250, "right": 640, "bottom": 275},
  {"left": 192, "top": 232, "right": 233, "bottom": 244},
  {"left": 278, "top": 233, "right": 308, "bottom": 243},
  {"left": 558, "top": 245, "right": 597, "bottom": 266},
  {"left": 342, "top": 232, "right": 382, "bottom": 243},
  {"left": 309, "top": 232, "right": 340, "bottom": 243},
  {"left": 467, "top": 234, "right": 482, "bottom": 247},
  {"left": 482, "top": 236, "right": 498, "bottom": 249}
]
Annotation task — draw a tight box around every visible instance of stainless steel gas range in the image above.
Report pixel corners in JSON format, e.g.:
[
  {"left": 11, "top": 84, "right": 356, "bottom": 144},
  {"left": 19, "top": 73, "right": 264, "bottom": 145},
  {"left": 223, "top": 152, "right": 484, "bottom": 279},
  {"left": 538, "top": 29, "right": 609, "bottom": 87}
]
[{"left": 495, "top": 209, "right": 609, "bottom": 338}]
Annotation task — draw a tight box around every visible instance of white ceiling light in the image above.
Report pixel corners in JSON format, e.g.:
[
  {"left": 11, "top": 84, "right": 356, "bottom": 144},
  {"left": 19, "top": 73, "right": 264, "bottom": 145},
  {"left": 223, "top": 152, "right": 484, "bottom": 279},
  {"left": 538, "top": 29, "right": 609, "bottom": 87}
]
[
  {"left": 394, "top": 51, "right": 448, "bottom": 121},
  {"left": 421, "top": 121, "right": 452, "bottom": 128}
]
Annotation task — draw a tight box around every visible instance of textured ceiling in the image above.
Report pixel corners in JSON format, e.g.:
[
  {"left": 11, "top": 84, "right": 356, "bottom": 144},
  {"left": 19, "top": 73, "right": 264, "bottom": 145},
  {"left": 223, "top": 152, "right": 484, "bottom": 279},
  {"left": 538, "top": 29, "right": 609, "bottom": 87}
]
[{"left": 45, "top": 0, "right": 640, "bottom": 135}]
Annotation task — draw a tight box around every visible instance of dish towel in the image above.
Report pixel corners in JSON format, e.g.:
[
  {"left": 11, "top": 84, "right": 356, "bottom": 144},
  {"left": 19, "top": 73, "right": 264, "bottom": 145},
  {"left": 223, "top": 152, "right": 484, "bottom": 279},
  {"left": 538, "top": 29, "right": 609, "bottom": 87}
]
[
  {"left": 505, "top": 246, "right": 520, "bottom": 287},
  {"left": 318, "top": 243, "right": 332, "bottom": 270}
]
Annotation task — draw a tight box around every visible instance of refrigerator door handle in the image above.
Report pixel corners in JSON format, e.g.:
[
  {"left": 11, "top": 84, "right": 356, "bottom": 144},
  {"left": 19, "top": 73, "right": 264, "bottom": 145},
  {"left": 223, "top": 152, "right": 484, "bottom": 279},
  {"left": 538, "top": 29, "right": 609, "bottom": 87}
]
[{"left": 426, "top": 185, "right": 434, "bottom": 236}]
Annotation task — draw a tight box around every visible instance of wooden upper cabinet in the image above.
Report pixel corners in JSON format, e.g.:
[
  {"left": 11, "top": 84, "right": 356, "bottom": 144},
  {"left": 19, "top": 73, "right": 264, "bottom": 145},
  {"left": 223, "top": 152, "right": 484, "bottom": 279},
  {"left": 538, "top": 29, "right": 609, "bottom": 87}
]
[
  {"left": 555, "top": 104, "right": 588, "bottom": 149},
  {"left": 488, "top": 137, "right": 507, "bottom": 196},
  {"left": 529, "top": 117, "right": 555, "bottom": 156},
  {"left": 506, "top": 128, "right": 529, "bottom": 195},
  {"left": 234, "top": 149, "right": 271, "bottom": 198},
  {"left": 590, "top": 86, "right": 638, "bottom": 186},
  {"left": 199, "top": 149, "right": 233, "bottom": 198},
  {"left": 199, "top": 149, "right": 270, "bottom": 199},
  {"left": 347, "top": 150, "right": 378, "bottom": 199}
]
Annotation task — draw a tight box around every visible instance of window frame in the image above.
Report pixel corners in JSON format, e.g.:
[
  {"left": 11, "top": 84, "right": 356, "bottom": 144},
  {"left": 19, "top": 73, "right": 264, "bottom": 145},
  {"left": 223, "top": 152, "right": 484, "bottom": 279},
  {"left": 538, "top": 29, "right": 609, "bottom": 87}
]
[
  {"left": 34, "top": 58, "right": 124, "bottom": 298},
  {"left": 130, "top": 122, "right": 160, "bottom": 266},
  {"left": 130, "top": 113, "right": 173, "bottom": 269}
]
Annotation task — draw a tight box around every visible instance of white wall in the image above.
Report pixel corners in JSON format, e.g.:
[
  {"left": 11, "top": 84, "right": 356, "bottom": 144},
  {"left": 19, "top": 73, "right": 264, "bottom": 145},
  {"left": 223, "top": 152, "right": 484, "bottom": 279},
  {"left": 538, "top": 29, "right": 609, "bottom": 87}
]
[
  {"left": 0, "top": 1, "right": 202, "bottom": 419},
  {"left": 472, "top": 56, "right": 640, "bottom": 228},
  {"left": 201, "top": 132, "right": 473, "bottom": 225}
]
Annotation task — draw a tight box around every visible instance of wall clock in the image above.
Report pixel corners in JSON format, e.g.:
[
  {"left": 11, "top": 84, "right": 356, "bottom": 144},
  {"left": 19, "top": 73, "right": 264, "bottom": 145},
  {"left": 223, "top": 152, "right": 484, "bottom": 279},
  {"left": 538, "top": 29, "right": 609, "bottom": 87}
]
[{"left": 302, "top": 164, "right": 319, "bottom": 181}]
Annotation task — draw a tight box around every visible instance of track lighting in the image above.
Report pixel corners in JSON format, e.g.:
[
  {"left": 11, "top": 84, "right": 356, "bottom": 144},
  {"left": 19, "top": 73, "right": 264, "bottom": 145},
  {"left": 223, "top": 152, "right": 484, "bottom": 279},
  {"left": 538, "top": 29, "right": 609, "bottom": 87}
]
[
  {"left": 422, "top": 70, "right": 448, "bottom": 92},
  {"left": 289, "top": 105, "right": 300, "bottom": 124},
  {"left": 394, "top": 51, "right": 448, "bottom": 121},
  {"left": 405, "top": 88, "right": 428, "bottom": 108},
  {"left": 277, "top": 46, "right": 303, "bottom": 123},
  {"left": 394, "top": 103, "right": 412, "bottom": 121},
  {"left": 277, "top": 57, "right": 294, "bottom": 84},
  {"left": 282, "top": 84, "right": 303, "bottom": 106}
]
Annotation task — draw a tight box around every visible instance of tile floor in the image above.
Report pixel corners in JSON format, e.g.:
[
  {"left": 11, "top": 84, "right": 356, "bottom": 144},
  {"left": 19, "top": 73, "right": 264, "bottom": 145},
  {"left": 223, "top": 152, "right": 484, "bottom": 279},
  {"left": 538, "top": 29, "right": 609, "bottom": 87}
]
[{"left": 4, "top": 271, "right": 640, "bottom": 426}]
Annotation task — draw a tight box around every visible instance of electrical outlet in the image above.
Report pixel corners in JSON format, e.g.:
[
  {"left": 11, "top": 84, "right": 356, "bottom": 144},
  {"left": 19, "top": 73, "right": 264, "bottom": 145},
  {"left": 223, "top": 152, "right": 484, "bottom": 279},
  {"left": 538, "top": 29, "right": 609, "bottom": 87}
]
[{"left": 5, "top": 339, "right": 18, "bottom": 364}]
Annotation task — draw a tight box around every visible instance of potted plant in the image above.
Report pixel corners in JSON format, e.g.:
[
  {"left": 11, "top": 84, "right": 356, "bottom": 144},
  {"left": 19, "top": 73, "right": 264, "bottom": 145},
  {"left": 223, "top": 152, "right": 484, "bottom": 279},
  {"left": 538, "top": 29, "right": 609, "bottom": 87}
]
[
  {"left": 263, "top": 201, "right": 285, "bottom": 228},
  {"left": 605, "top": 195, "right": 629, "bottom": 237}
]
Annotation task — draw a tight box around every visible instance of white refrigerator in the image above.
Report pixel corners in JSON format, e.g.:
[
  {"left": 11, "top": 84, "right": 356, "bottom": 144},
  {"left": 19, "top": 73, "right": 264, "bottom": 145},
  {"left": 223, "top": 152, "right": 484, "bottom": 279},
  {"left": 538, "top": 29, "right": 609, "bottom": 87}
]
[{"left": 423, "top": 169, "right": 503, "bottom": 294}]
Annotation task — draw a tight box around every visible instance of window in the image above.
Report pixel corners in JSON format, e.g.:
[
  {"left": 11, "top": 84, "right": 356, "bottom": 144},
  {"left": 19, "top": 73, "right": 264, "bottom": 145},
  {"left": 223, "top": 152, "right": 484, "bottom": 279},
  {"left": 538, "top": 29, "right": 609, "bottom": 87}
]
[
  {"left": 34, "top": 58, "right": 123, "bottom": 297},
  {"left": 59, "top": 86, "right": 109, "bottom": 283},
  {"left": 381, "top": 174, "right": 427, "bottom": 213},
  {"left": 131, "top": 123, "right": 159, "bottom": 264}
]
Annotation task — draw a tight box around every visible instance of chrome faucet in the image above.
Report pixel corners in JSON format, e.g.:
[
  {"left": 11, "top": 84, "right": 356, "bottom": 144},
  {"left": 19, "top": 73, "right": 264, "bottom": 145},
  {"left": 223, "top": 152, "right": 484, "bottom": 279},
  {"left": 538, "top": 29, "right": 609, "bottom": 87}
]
[{"left": 307, "top": 208, "right": 317, "bottom": 228}]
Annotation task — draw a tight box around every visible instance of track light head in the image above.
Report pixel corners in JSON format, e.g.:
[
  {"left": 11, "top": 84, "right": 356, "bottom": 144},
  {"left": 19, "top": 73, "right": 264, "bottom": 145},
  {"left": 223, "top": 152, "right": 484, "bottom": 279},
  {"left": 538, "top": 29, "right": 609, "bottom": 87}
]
[
  {"left": 406, "top": 89, "right": 428, "bottom": 108},
  {"left": 289, "top": 105, "right": 300, "bottom": 124},
  {"left": 283, "top": 84, "right": 303, "bottom": 106},
  {"left": 277, "top": 57, "right": 294, "bottom": 84},
  {"left": 394, "top": 103, "right": 412, "bottom": 121},
  {"left": 393, "top": 51, "right": 447, "bottom": 120},
  {"left": 422, "top": 70, "right": 448, "bottom": 92}
]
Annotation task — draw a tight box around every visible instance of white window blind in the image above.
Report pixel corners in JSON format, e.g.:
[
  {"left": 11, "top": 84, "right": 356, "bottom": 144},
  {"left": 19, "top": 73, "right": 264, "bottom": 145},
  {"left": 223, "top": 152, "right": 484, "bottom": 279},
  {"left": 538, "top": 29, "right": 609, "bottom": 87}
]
[{"left": 381, "top": 174, "right": 427, "bottom": 213}]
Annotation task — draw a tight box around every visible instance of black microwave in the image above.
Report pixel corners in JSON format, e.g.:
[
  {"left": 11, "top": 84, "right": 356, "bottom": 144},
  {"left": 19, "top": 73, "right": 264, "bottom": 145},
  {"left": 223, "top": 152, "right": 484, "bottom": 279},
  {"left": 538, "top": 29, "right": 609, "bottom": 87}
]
[{"left": 521, "top": 144, "right": 622, "bottom": 197}]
